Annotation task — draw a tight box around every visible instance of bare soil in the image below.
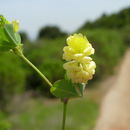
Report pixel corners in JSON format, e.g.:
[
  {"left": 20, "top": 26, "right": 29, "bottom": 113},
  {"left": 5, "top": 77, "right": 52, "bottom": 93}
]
[{"left": 94, "top": 49, "right": 130, "bottom": 130}]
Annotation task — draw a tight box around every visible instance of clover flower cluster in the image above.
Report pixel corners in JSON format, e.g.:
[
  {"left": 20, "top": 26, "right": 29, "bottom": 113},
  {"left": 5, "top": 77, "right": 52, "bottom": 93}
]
[{"left": 63, "top": 34, "right": 96, "bottom": 83}]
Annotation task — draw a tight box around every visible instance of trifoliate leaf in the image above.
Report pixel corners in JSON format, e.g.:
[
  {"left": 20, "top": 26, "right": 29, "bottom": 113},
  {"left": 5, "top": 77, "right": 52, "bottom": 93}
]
[{"left": 50, "top": 79, "right": 83, "bottom": 98}]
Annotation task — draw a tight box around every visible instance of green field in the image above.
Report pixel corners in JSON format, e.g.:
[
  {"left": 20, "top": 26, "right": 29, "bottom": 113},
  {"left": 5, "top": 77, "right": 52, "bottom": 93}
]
[{"left": 1, "top": 95, "right": 98, "bottom": 130}]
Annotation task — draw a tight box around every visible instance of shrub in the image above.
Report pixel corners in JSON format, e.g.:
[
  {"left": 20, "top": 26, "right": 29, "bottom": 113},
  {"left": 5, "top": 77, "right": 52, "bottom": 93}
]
[
  {"left": 38, "top": 26, "right": 67, "bottom": 39},
  {"left": 0, "top": 52, "right": 27, "bottom": 110}
]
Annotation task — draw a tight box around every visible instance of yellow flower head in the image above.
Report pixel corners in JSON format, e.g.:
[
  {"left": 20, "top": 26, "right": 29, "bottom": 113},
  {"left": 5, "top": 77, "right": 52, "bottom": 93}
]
[
  {"left": 63, "top": 34, "right": 94, "bottom": 61},
  {"left": 63, "top": 33, "right": 96, "bottom": 83}
]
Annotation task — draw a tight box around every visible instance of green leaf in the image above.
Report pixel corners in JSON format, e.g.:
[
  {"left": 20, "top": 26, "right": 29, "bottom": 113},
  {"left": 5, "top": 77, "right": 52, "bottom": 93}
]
[
  {"left": 0, "top": 27, "right": 15, "bottom": 51},
  {"left": 50, "top": 79, "right": 80, "bottom": 98},
  {"left": 4, "top": 24, "right": 21, "bottom": 44},
  {"left": 4, "top": 24, "right": 17, "bottom": 44},
  {"left": 14, "top": 33, "right": 21, "bottom": 43},
  {"left": 75, "top": 83, "right": 86, "bottom": 97}
]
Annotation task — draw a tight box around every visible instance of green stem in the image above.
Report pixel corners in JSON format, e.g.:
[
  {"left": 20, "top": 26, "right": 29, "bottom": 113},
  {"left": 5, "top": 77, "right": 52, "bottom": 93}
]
[
  {"left": 62, "top": 98, "right": 68, "bottom": 130},
  {"left": 13, "top": 47, "right": 53, "bottom": 87},
  {"left": 21, "top": 54, "right": 53, "bottom": 87}
]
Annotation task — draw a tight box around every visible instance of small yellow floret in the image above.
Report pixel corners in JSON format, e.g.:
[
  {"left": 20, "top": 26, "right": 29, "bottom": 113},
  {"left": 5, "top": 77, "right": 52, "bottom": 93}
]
[
  {"left": 63, "top": 34, "right": 94, "bottom": 61},
  {"left": 67, "top": 34, "right": 89, "bottom": 52},
  {"left": 12, "top": 20, "right": 19, "bottom": 32},
  {"left": 63, "top": 60, "right": 96, "bottom": 83}
]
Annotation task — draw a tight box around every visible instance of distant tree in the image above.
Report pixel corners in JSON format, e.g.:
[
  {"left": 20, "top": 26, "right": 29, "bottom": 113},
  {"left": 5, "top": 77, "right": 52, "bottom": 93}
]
[
  {"left": 80, "top": 7, "right": 130, "bottom": 30},
  {"left": 19, "top": 31, "right": 29, "bottom": 43},
  {"left": 38, "top": 26, "right": 67, "bottom": 39}
]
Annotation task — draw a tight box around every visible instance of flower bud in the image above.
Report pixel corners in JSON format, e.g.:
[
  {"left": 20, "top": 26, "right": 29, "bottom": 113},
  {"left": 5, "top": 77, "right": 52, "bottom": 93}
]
[
  {"left": 0, "top": 16, "right": 21, "bottom": 51},
  {"left": 12, "top": 20, "right": 20, "bottom": 32}
]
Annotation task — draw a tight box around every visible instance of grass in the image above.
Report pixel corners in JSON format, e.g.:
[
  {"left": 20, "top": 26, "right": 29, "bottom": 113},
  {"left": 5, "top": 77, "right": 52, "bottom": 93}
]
[{"left": 8, "top": 96, "right": 99, "bottom": 130}]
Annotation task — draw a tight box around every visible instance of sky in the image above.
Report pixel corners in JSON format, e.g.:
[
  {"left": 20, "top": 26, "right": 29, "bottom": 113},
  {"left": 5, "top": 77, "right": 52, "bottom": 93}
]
[{"left": 0, "top": 0, "right": 130, "bottom": 39}]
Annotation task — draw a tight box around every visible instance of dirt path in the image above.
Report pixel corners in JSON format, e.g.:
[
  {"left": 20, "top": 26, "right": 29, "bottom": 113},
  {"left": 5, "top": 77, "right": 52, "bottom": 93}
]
[{"left": 94, "top": 49, "right": 130, "bottom": 130}]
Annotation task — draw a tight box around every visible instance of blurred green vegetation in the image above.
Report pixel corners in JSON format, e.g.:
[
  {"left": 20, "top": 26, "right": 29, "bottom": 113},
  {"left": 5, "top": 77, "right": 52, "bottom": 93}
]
[
  {"left": 25, "top": 38, "right": 66, "bottom": 97},
  {"left": 19, "top": 31, "right": 29, "bottom": 43},
  {"left": 9, "top": 97, "right": 98, "bottom": 130},
  {"left": 0, "top": 52, "right": 27, "bottom": 110},
  {"left": 0, "top": 111, "right": 12, "bottom": 130}
]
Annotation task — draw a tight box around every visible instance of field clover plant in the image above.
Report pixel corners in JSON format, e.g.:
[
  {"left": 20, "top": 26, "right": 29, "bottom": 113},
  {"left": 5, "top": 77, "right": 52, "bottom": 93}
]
[{"left": 0, "top": 16, "right": 96, "bottom": 130}]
